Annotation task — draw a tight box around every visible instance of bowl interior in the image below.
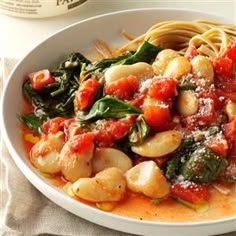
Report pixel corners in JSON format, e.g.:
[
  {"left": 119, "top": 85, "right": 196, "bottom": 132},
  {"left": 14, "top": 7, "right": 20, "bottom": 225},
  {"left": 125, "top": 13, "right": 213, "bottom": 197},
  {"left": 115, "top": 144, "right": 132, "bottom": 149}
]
[{"left": 1, "top": 8, "right": 235, "bottom": 236}]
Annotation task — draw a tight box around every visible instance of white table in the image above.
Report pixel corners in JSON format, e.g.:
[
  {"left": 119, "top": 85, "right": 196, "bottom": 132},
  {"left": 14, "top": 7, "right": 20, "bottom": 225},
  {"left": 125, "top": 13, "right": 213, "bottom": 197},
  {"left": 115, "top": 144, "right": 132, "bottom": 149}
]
[{"left": 0, "top": 0, "right": 235, "bottom": 59}]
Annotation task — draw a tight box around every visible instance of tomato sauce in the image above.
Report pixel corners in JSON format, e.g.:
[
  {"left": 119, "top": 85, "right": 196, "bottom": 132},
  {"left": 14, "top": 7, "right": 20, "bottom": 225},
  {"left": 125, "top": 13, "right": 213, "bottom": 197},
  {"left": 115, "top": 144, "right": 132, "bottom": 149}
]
[{"left": 111, "top": 186, "right": 236, "bottom": 222}]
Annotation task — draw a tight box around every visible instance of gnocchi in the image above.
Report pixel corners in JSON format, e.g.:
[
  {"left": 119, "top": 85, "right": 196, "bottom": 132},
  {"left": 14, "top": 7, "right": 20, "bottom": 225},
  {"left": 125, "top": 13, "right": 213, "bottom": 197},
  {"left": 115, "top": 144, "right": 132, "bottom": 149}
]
[
  {"left": 30, "top": 131, "right": 65, "bottom": 174},
  {"left": 176, "top": 90, "right": 199, "bottom": 116},
  {"left": 59, "top": 135, "right": 95, "bottom": 182},
  {"left": 131, "top": 130, "right": 182, "bottom": 157},
  {"left": 225, "top": 101, "right": 236, "bottom": 120},
  {"left": 92, "top": 148, "right": 132, "bottom": 173},
  {"left": 152, "top": 49, "right": 180, "bottom": 75},
  {"left": 72, "top": 167, "right": 126, "bottom": 202},
  {"left": 164, "top": 56, "right": 191, "bottom": 80},
  {"left": 105, "top": 62, "right": 154, "bottom": 84},
  {"left": 126, "top": 161, "right": 170, "bottom": 198},
  {"left": 191, "top": 55, "right": 214, "bottom": 86}
]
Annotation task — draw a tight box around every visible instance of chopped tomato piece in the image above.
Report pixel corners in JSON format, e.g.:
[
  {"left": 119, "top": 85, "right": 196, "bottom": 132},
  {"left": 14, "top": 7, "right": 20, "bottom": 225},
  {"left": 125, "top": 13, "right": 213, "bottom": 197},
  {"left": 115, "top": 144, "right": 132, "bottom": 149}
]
[
  {"left": 42, "top": 117, "right": 66, "bottom": 134},
  {"left": 198, "top": 90, "right": 225, "bottom": 110},
  {"left": 223, "top": 117, "right": 236, "bottom": 137},
  {"left": 103, "top": 120, "right": 130, "bottom": 140},
  {"left": 104, "top": 75, "right": 139, "bottom": 100},
  {"left": 185, "top": 45, "right": 198, "bottom": 60},
  {"left": 94, "top": 130, "right": 114, "bottom": 148},
  {"left": 148, "top": 77, "right": 177, "bottom": 101},
  {"left": 171, "top": 182, "right": 210, "bottom": 204},
  {"left": 74, "top": 78, "right": 100, "bottom": 110},
  {"left": 215, "top": 89, "right": 236, "bottom": 102},
  {"left": 196, "top": 98, "right": 215, "bottom": 125},
  {"left": 205, "top": 134, "right": 228, "bottom": 157},
  {"left": 214, "top": 57, "right": 234, "bottom": 78},
  {"left": 129, "top": 94, "right": 145, "bottom": 108},
  {"left": 29, "top": 69, "right": 55, "bottom": 91},
  {"left": 223, "top": 42, "right": 236, "bottom": 63},
  {"left": 69, "top": 132, "right": 94, "bottom": 153},
  {"left": 144, "top": 105, "right": 171, "bottom": 128},
  {"left": 223, "top": 117, "right": 236, "bottom": 156}
]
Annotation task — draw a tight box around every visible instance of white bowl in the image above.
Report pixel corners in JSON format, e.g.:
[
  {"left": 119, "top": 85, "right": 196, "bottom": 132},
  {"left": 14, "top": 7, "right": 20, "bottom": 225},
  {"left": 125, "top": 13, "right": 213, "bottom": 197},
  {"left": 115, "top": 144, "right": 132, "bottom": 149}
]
[{"left": 1, "top": 8, "right": 236, "bottom": 236}]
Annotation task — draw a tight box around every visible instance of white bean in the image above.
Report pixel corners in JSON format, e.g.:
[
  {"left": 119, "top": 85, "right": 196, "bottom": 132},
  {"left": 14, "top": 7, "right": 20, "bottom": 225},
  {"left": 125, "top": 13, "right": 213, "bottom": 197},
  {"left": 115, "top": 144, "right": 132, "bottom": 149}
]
[
  {"left": 92, "top": 148, "right": 132, "bottom": 174},
  {"left": 59, "top": 135, "right": 94, "bottom": 182},
  {"left": 164, "top": 56, "right": 191, "bottom": 80},
  {"left": 152, "top": 49, "right": 180, "bottom": 75},
  {"left": 131, "top": 130, "right": 182, "bottom": 157},
  {"left": 225, "top": 101, "right": 236, "bottom": 120},
  {"left": 126, "top": 161, "right": 170, "bottom": 198},
  {"left": 72, "top": 167, "right": 126, "bottom": 202},
  {"left": 191, "top": 55, "right": 214, "bottom": 86},
  {"left": 30, "top": 131, "right": 65, "bottom": 174},
  {"left": 105, "top": 62, "right": 154, "bottom": 84},
  {"left": 176, "top": 90, "right": 199, "bottom": 116}
]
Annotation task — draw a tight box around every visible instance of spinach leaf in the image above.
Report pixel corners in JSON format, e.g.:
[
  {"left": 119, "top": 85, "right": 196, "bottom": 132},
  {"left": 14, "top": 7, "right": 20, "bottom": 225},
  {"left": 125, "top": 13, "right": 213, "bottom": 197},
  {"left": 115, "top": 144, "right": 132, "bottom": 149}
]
[
  {"left": 18, "top": 113, "right": 44, "bottom": 133},
  {"left": 78, "top": 95, "right": 141, "bottom": 121},
  {"left": 21, "top": 52, "right": 91, "bottom": 131},
  {"left": 178, "top": 75, "right": 197, "bottom": 91},
  {"left": 165, "top": 126, "right": 223, "bottom": 181},
  {"left": 178, "top": 83, "right": 197, "bottom": 91},
  {"left": 117, "top": 41, "right": 163, "bottom": 65},
  {"left": 85, "top": 51, "right": 133, "bottom": 74},
  {"left": 181, "top": 147, "right": 228, "bottom": 184},
  {"left": 165, "top": 135, "right": 197, "bottom": 180},
  {"left": 129, "top": 116, "right": 150, "bottom": 145}
]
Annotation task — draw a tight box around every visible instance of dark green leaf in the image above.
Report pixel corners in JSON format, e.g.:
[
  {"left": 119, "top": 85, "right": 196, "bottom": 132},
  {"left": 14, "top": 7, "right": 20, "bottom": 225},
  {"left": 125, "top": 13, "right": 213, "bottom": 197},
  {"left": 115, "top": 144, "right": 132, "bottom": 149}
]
[
  {"left": 181, "top": 147, "right": 228, "bottom": 184},
  {"left": 78, "top": 95, "right": 141, "bottom": 121},
  {"left": 178, "top": 83, "right": 197, "bottom": 91},
  {"left": 165, "top": 135, "right": 196, "bottom": 180},
  {"left": 86, "top": 51, "right": 133, "bottom": 73},
  {"left": 18, "top": 113, "right": 44, "bottom": 133},
  {"left": 129, "top": 116, "right": 150, "bottom": 145},
  {"left": 22, "top": 52, "right": 92, "bottom": 125},
  {"left": 117, "top": 41, "right": 163, "bottom": 65}
]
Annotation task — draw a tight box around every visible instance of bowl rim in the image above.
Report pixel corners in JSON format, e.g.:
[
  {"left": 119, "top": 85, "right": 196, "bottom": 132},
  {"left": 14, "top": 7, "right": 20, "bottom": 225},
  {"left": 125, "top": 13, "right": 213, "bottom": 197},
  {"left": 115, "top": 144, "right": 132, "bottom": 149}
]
[{"left": 1, "top": 7, "right": 236, "bottom": 231}]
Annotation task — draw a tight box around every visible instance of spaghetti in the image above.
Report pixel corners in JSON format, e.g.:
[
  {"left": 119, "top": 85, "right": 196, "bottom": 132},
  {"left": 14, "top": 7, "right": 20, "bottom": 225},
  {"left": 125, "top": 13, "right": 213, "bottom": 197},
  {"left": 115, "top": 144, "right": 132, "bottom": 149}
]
[{"left": 116, "top": 20, "right": 236, "bottom": 58}]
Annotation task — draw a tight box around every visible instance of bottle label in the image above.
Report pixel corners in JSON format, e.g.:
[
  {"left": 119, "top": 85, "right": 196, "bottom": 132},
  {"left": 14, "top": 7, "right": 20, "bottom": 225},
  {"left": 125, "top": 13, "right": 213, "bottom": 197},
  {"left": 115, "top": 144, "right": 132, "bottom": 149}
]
[{"left": 0, "top": 0, "right": 88, "bottom": 18}]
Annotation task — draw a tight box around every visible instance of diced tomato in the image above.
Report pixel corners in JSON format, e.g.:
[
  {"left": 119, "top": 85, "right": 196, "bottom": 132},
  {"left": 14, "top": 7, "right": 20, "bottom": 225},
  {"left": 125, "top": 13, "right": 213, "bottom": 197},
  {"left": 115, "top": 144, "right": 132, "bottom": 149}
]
[
  {"left": 196, "top": 98, "right": 215, "bottom": 125},
  {"left": 69, "top": 132, "right": 94, "bottom": 153},
  {"left": 29, "top": 69, "right": 55, "bottom": 91},
  {"left": 104, "top": 120, "right": 130, "bottom": 140},
  {"left": 94, "top": 130, "right": 114, "bottom": 147},
  {"left": 214, "top": 57, "right": 234, "bottom": 78},
  {"left": 198, "top": 90, "right": 225, "bottom": 110},
  {"left": 144, "top": 105, "right": 171, "bottom": 128},
  {"left": 42, "top": 117, "right": 66, "bottom": 134},
  {"left": 74, "top": 78, "right": 100, "bottom": 110},
  {"left": 223, "top": 117, "right": 236, "bottom": 157},
  {"left": 223, "top": 42, "right": 236, "bottom": 63},
  {"left": 185, "top": 45, "right": 198, "bottom": 60},
  {"left": 104, "top": 75, "right": 139, "bottom": 100},
  {"left": 223, "top": 116, "right": 236, "bottom": 138},
  {"left": 205, "top": 134, "right": 228, "bottom": 157},
  {"left": 215, "top": 89, "right": 236, "bottom": 102},
  {"left": 171, "top": 182, "right": 210, "bottom": 204},
  {"left": 129, "top": 94, "right": 145, "bottom": 108},
  {"left": 148, "top": 77, "right": 177, "bottom": 101}
]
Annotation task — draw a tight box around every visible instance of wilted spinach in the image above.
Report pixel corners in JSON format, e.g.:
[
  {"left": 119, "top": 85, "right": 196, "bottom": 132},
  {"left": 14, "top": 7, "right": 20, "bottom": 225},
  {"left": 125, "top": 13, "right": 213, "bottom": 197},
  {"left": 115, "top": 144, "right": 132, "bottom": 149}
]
[
  {"left": 20, "top": 52, "right": 91, "bottom": 131},
  {"left": 181, "top": 147, "right": 228, "bottom": 184},
  {"left": 128, "top": 116, "right": 150, "bottom": 145},
  {"left": 78, "top": 95, "right": 141, "bottom": 121}
]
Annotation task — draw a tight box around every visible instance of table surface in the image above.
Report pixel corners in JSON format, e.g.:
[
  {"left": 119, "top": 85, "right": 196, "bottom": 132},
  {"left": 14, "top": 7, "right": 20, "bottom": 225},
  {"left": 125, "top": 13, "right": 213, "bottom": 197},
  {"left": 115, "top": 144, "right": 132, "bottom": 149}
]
[{"left": 0, "top": 0, "right": 235, "bottom": 59}]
